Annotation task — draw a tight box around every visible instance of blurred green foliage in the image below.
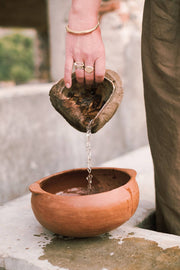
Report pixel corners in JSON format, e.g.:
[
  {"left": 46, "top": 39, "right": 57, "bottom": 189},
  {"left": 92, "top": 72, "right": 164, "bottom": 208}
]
[{"left": 0, "top": 33, "right": 34, "bottom": 84}]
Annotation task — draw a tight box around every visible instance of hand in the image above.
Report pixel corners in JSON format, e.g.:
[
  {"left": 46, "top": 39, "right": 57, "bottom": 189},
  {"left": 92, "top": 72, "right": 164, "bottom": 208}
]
[{"left": 64, "top": 26, "right": 105, "bottom": 88}]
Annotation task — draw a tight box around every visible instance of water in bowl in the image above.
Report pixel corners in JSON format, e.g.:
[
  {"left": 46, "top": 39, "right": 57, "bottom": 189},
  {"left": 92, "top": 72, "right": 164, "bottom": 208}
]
[{"left": 56, "top": 121, "right": 94, "bottom": 196}]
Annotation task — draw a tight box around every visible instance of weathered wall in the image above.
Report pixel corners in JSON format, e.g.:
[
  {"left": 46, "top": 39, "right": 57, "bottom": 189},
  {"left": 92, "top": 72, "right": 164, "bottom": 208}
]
[
  {"left": 47, "top": 0, "right": 71, "bottom": 81},
  {"left": 0, "top": 85, "right": 83, "bottom": 204},
  {"left": 100, "top": 11, "right": 147, "bottom": 155}
]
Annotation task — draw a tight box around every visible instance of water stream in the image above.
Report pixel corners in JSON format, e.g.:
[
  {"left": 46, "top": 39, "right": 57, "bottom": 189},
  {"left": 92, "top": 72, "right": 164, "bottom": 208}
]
[
  {"left": 56, "top": 121, "right": 94, "bottom": 196},
  {"left": 86, "top": 121, "right": 93, "bottom": 193}
]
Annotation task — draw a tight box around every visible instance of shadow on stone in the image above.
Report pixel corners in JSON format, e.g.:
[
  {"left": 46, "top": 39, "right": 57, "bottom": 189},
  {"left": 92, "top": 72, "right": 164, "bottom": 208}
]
[{"left": 138, "top": 211, "right": 156, "bottom": 231}]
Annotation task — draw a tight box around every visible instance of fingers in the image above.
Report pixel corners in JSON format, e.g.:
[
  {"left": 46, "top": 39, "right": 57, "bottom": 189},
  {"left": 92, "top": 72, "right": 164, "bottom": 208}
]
[
  {"left": 64, "top": 54, "right": 105, "bottom": 87},
  {"left": 64, "top": 55, "right": 73, "bottom": 88},
  {"left": 95, "top": 56, "right": 105, "bottom": 83},
  {"left": 84, "top": 55, "right": 105, "bottom": 85},
  {"left": 65, "top": 27, "right": 105, "bottom": 87},
  {"left": 85, "top": 61, "right": 95, "bottom": 85},
  {"left": 74, "top": 60, "right": 85, "bottom": 84}
]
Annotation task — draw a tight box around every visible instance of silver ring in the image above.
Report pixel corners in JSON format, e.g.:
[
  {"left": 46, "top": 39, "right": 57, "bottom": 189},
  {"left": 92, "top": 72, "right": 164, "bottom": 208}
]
[
  {"left": 74, "top": 62, "right": 84, "bottom": 70},
  {"left": 85, "top": 66, "right": 94, "bottom": 74}
]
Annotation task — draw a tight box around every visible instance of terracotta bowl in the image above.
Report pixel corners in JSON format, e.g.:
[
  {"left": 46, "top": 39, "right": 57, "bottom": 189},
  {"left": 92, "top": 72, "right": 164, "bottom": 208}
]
[{"left": 29, "top": 168, "right": 139, "bottom": 238}]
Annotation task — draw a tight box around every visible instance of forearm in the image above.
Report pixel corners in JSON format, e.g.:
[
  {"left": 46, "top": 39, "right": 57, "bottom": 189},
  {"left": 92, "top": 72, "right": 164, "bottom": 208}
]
[{"left": 68, "top": 0, "right": 102, "bottom": 29}]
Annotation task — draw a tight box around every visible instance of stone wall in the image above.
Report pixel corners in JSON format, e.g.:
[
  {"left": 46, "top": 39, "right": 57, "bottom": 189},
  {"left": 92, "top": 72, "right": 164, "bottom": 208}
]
[
  {"left": 0, "top": 85, "right": 84, "bottom": 204},
  {"left": 47, "top": 0, "right": 71, "bottom": 81}
]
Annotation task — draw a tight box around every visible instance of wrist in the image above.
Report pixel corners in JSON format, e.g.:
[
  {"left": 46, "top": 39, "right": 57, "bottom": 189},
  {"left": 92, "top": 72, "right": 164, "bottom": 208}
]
[
  {"left": 68, "top": 0, "right": 101, "bottom": 30},
  {"left": 66, "top": 21, "right": 100, "bottom": 35},
  {"left": 68, "top": 9, "right": 98, "bottom": 30}
]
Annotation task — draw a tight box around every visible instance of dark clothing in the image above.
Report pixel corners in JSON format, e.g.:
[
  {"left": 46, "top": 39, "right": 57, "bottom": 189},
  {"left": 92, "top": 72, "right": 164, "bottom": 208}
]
[{"left": 142, "top": 0, "right": 180, "bottom": 235}]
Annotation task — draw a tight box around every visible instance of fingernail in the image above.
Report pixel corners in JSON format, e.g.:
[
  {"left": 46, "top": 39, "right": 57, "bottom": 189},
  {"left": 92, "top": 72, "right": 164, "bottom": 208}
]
[{"left": 66, "top": 83, "right": 70, "bottom": 88}]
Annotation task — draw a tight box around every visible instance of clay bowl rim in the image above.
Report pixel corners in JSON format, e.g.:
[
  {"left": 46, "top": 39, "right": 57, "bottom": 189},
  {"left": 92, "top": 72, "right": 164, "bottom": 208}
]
[{"left": 29, "top": 167, "right": 137, "bottom": 197}]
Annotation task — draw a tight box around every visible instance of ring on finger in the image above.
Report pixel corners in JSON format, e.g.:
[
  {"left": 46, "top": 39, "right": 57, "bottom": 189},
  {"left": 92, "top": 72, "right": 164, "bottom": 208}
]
[
  {"left": 85, "top": 65, "right": 94, "bottom": 74},
  {"left": 74, "top": 62, "right": 85, "bottom": 70}
]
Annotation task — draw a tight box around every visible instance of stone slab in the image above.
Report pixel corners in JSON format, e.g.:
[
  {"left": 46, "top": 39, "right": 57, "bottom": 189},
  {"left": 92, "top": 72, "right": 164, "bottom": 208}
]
[{"left": 0, "top": 146, "right": 180, "bottom": 270}]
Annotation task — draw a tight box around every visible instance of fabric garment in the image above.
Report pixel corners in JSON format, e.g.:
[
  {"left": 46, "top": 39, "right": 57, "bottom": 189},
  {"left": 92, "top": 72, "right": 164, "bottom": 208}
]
[{"left": 142, "top": 0, "right": 180, "bottom": 235}]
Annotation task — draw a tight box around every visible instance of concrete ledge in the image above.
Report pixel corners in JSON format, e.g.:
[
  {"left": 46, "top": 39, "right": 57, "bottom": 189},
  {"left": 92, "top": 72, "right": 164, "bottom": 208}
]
[{"left": 1, "top": 146, "right": 180, "bottom": 270}]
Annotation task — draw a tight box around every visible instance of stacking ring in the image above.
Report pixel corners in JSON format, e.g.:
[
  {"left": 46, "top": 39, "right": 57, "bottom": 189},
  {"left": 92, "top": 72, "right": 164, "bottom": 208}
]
[
  {"left": 85, "top": 66, "right": 94, "bottom": 74},
  {"left": 74, "top": 62, "right": 84, "bottom": 70}
]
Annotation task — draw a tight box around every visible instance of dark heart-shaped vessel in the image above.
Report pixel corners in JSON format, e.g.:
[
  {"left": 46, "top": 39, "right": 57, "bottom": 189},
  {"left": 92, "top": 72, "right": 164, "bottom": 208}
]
[{"left": 49, "top": 69, "right": 123, "bottom": 133}]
